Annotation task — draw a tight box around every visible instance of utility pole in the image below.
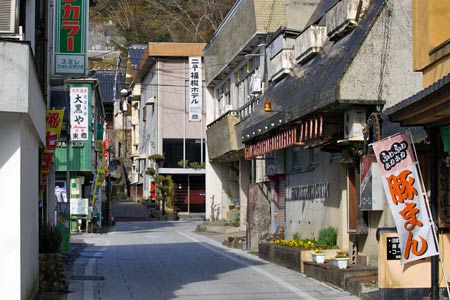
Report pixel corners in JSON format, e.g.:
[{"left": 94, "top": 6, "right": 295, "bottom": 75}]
[{"left": 106, "top": 146, "right": 113, "bottom": 226}]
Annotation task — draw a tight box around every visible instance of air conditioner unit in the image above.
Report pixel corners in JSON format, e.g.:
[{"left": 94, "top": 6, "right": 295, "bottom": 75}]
[
  {"left": 0, "top": 0, "right": 19, "bottom": 35},
  {"left": 344, "top": 109, "right": 366, "bottom": 139},
  {"left": 249, "top": 74, "right": 262, "bottom": 94}
]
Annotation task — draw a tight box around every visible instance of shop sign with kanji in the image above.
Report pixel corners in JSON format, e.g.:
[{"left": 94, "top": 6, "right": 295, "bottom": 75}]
[
  {"left": 40, "top": 110, "right": 65, "bottom": 197},
  {"left": 70, "top": 85, "right": 90, "bottom": 141},
  {"left": 372, "top": 133, "right": 438, "bottom": 264},
  {"left": 54, "top": 0, "right": 88, "bottom": 75},
  {"left": 189, "top": 57, "right": 202, "bottom": 122}
]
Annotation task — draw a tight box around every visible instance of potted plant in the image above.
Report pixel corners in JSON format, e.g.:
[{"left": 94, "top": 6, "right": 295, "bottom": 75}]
[
  {"left": 332, "top": 251, "right": 349, "bottom": 269},
  {"left": 228, "top": 235, "right": 236, "bottom": 243},
  {"left": 311, "top": 248, "right": 326, "bottom": 264}
]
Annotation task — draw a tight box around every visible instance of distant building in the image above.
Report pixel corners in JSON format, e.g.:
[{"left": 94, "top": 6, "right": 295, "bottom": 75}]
[{"left": 130, "top": 43, "right": 207, "bottom": 214}]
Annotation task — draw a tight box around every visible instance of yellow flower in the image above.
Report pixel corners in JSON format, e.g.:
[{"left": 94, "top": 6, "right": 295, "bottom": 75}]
[{"left": 335, "top": 251, "right": 348, "bottom": 258}]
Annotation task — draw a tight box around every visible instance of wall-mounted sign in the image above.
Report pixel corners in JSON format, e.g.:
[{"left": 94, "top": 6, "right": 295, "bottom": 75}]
[
  {"left": 387, "top": 237, "right": 401, "bottom": 260},
  {"left": 372, "top": 133, "right": 438, "bottom": 264},
  {"left": 69, "top": 85, "right": 90, "bottom": 141},
  {"left": 54, "top": 0, "right": 88, "bottom": 75},
  {"left": 70, "top": 198, "right": 88, "bottom": 215},
  {"left": 289, "top": 183, "right": 329, "bottom": 201},
  {"left": 188, "top": 57, "right": 202, "bottom": 122}
]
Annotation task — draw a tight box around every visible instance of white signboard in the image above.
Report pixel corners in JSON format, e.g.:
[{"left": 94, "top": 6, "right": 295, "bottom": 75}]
[
  {"left": 70, "top": 198, "right": 88, "bottom": 215},
  {"left": 70, "top": 86, "right": 89, "bottom": 141},
  {"left": 188, "top": 57, "right": 202, "bottom": 122},
  {"left": 372, "top": 133, "right": 438, "bottom": 264}
]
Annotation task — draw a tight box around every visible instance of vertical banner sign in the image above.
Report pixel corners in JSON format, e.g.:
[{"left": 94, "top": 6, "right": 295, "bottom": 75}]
[
  {"left": 189, "top": 57, "right": 202, "bottom": 121},
  {"left": 40, "top": 110, "right": 65, "bottom": 197},
  {"left": 372, "top": 133, "right": 438, "bottom": 264},
  {"left": 54, "top": 0, "right": 88, "bottom": 75},
  {"left": 70, "top": 85, "right": 90, "bottom": 141},
  {"left": 91, "top": 168, "right": 106, "bottom": 207}
]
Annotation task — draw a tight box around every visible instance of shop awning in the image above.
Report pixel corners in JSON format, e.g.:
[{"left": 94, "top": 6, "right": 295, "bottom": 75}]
[{"left": 385, "top": 73, "right": 450, "bottom": 128}]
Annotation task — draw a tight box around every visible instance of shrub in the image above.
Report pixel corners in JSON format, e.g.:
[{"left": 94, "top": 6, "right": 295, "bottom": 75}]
[
  {"left": 317, "top": 226, "right": 338, "bottom": 248},
  {"left": 39, "top": 222, "right": 62, "bottom": 253}
]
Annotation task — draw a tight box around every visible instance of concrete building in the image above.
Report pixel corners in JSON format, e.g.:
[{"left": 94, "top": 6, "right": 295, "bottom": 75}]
[
  {"left": 240, "top": 0, "right": 423, "bottom": 261},
  {"left": 204, "top": 0, "right": 320, "bottom": 243},
  {"left": 131, "top": 43, "right": 207, "bottom": 215},
  {"left": 0, "top": 0, "right": 47, "bottom": 298}
]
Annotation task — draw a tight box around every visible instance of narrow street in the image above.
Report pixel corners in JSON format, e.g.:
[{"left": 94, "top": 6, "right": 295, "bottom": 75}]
[{"left": 66, "top": 221, "right": 360, "bottom": 300}]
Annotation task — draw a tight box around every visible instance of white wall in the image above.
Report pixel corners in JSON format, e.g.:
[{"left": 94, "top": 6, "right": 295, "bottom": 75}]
[
  {"left": 0, "top": 114, "right": 22, "bottom": 299},
  {"left": 20, "top": 115, "right": 40, "bottom": 299},
  {"left": 0, "top": 113, "right": 39, "bottom": 299}
]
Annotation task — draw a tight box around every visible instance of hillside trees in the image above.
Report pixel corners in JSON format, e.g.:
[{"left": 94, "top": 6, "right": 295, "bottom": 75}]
[{"left": 90, "top": 0, "right": 234, "bottom": 49}]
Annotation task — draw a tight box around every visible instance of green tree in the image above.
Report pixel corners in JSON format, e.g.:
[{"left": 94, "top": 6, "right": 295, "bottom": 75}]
[{"left": 154, "top": 174, "right": 175, "bottom": 215}]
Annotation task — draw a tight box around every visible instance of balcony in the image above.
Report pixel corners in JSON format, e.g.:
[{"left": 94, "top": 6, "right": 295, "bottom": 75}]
[
  {"left": 0, "top": 41, "right": 46, "bottom": 141},
  {"left": 204, "top": 0, "right": 294, "bottom": 86},
  {"left": 295, "top": 25, "right": 327, "bottom": 64},
  {"left": 268, "top": 49, "right": 295, "bottom": 82},
  {"left": 206, "top": 111, "right": 240, "bottom": 161}
]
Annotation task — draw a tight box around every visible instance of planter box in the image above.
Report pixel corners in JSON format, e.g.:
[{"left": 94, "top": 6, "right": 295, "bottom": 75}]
[
  {"left": 259, "top": 243, "right": 304, "bottom": 272},
  {"left": 303, "top": 260, "right": 377, "bottom": 290}
]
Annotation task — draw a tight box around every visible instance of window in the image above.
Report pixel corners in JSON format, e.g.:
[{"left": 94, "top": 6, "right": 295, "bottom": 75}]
[
  {"left": 292, "top": 146, "right": 302, "bottom": 169},
  {"left": 330, "top": 151, "right": 342, "bottom": 161},
  {"left": 163, "top": 139, "right": 205, "bottom": 168},
  {"left": 143, "top": 106, "right": 147, "bottom": 122},
  {"left": 310, "top": 148, "right": 319, "bottom": 165}
]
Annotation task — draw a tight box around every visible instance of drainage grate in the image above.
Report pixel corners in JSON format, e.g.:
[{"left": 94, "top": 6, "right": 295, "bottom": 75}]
[{"left": 71, "top": 275, "right": 105, "bottom": 281}]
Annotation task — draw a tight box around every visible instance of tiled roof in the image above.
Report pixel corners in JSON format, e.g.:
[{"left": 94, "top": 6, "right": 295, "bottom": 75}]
[
  {"left": 95, "top": 70, "right": 126, "bottom": 103},
  {"left": 384, "top": 73, "right": 450, "bottom": 116}
]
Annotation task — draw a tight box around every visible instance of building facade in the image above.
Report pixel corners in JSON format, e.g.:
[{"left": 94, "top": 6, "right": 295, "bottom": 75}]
[
  {"left": 383, "top": 1, "right": 450, "bottom": 298},
  {"left": 204, "top": 0, "right": 320, "bottom": 243},
  {"left": 0, "top": 0, "right": 47, "bottom": 298},
  {"left": 205, "top": 0, "right": 429, "bottom": 262},
  {"left": 131, "top": 43, "right": 207, "bottom": 215},
  {"left": 240, "top": 0, "right": 423, "bottom": 262}
]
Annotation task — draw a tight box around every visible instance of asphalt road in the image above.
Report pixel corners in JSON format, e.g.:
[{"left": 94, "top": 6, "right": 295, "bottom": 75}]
[{"left": 66, "top": 221, "right": 360, "bottom": 300}]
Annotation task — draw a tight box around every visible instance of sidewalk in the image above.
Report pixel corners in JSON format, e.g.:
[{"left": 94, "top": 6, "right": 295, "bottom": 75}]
[{"left": 37, "top": 234, "right": 88, "bottom": 300}]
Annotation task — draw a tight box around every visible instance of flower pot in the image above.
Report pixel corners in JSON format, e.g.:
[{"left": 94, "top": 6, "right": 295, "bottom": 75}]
[
  {"left": 312, "top": 253, "right": 326, "bottom": 264},
  {"left": 332, "top": 258, "right": 349, "bottom": 269}
]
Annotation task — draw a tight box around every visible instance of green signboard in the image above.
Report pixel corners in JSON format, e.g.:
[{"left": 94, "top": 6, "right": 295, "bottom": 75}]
[{"left": 54, "top": 0, "right": 88, "bottom": 75}]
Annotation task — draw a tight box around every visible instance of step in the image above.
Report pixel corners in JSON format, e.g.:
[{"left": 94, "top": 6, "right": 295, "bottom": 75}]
[{"left": 347, "top": 275, "right": 379, "bottom": 300}]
